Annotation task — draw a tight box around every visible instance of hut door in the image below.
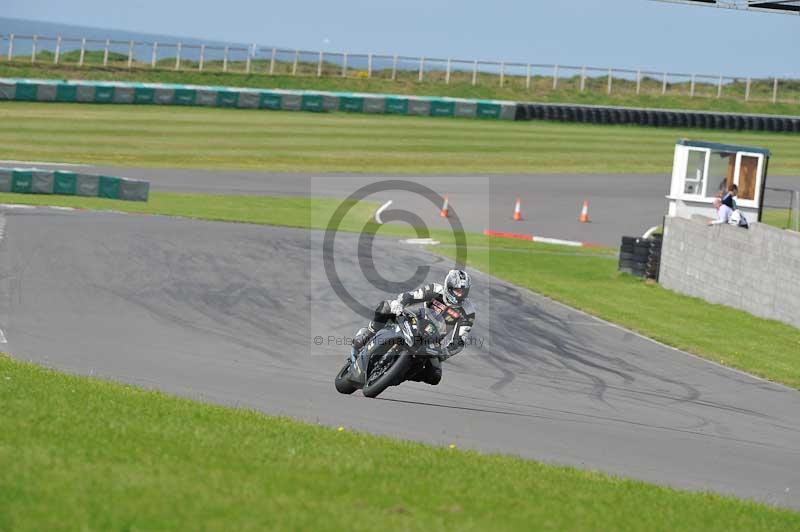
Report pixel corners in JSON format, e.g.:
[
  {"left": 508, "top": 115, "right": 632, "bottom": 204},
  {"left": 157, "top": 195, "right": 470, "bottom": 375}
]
[{"left": 734, "top": 153, "right": 762, "bottom": 206}]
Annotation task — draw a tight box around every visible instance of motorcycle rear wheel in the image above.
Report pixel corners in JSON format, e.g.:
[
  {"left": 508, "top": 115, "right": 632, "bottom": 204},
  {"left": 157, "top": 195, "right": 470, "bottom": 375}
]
[
  {"left": 334, "top": 362, "right": 358, "bottom": 395},
  {"left": 362, "top": 349, "right": 412, "bottom": 398}
]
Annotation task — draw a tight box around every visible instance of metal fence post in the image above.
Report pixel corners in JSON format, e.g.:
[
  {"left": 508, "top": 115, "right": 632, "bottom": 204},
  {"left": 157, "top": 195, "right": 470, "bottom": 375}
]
[
  {"left": 199, "top": 44, "right": 205, "bottom": 71},
  {"left": 580, "top": 66, "right": 586, "bottom": 92},
  {"left": 772, "top": 77, "right": 778, "bottom": 103},
  {"left": 270, "top": 47, "right": 276, "bottom": 75},
  {"left": 446, "top": 58, "right": 451, "bottom": 84},
  {"left": 418, "top": 56, "right": 424, "bottom": 82},
  {"left": 552, "top": 64, "right": 559, "bottom": 90},
  {"left": 54, "top": 35, "right": 61, "bottom": 64},
  {"left": 793, "top": 190, "right": 800, "bottom": 232},
  {"left": 6, "top": 34, "right": 12, "bottom": 61},
  {"left": 526, "top": 64, "right": 531, "bottom": 90},
  {"left": 367, "top": 53, "right": 372, "bottom": 78},
  {"left": 717, "top": 75, "right": 723, "bottom": 98},
  {"left": 608, "top": 68, "right": 613, "bottom": 94},
  {"left": 636, "top": 69, "right": 641, "bottom": 94},
  {"left": 690, "top": 74, "right": 696, "bottom": 97},
  {"left": 472, "top": 60, "right": 478, "bottom": 86},
  {"left": 103, "top": 39, "right": 109, "bottom": 66},
  {"left": 246, "top": 44, "right": 252, "bottom": 73},
  {"left": 317, "top": 50, "right": 323, "bottom": 77},
  {"left": 661, "top": 72, "right": 667, "bottom": 94},
  {"left": 499, "top": 61, "right": 505, "bottom": 86},
  {"left": 31, "top": 35, "right": 38, "bottom": 64},
  {"left": 391, "top": 54, "right": 397, "bottom": 81},
  {"left": 151, "top": 41, "right": 158, "bottom": 68},
  {"left": 175, "top": 42, "right": 181, "bottom": 70},
  {"left": 128, "top": 40, "right": 134, "bottom": 69},
  {"left": 745, "top": 77, "right": 751, "bottom": 101},
  {"left": 79, "top": 37, "right": 86, "bottom": 66},
  {"left": 292, "top": 49, "right": 298, "bottom": 76},
  {"left": 341, "top": 52, "right": 347, "bottom": 77},
  {"left": 223, "top": 46, "right": 229, "bottom": 72}
]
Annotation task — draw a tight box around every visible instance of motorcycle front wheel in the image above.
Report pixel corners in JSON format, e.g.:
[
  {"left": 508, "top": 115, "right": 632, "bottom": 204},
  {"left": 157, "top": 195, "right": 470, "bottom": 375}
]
[
  {"left": 334, "top": 362, "right": 358, "bottom": 395},
  {"left": 362, "top": 348, "right": 412, "bottom": 398}
]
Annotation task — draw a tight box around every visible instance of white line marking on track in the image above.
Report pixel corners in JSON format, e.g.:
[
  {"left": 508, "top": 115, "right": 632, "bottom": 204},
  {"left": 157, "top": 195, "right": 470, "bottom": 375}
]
[
  {"left": 0, "top": 160, "right": 88, "bottom": 167},
  {"left": 374, "top": 200, "right": 393, "bottom": 224},
  {"left": 533, "top": 236, "right": 584, "bottom": 247},
  {"left": 0, "top": 204, "right": 36, "bottom": 210},
  {"left": 401, "top": 238, "right": 441, "bottom": 245},
  {"left": 0, "top": 328, "right": 7, "bottom": 344}
]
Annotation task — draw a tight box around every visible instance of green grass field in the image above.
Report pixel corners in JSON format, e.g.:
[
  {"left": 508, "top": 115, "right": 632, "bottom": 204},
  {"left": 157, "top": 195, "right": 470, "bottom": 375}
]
[
  {"left": 1, "top": 354, "right": 797, "bottom": 532},
  {"left": 0, "top": 190, "right": 797, "bottom": 389},
  {"left": 1, "top": 102, "right": 799, "bottom": 175},
  {"left": 2, "top": 60, "right": 799, "bottom": 116}
]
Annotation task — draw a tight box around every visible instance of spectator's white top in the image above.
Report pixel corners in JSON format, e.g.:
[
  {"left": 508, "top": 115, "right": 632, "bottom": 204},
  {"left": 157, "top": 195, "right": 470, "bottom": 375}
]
[{"left": 711, "top": 204, "right": 734, "bottom": 225}]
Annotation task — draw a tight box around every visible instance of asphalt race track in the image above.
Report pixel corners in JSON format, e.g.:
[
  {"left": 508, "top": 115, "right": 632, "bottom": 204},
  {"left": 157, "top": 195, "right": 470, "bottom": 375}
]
[
  {"left": 19, "top": 163, "right": 800, "bottom": 247},
  {"left": 2, "top": 206, "right": 799, "bottom": 509}
]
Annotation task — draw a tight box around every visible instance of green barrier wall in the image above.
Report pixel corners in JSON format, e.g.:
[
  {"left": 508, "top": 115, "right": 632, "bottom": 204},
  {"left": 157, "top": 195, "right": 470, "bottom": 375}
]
[
  {"left": 217, "top": 91, "right": 239, "bottom": 108},
  {"left": 0, "top": 168, "right": 149, "bottom": 202},
  {"left": 12, "top": 170, "right": 32, "bottom": 193},
  {"left": 340, "top": 96, "right": 364, "bottom": 113},
  {"left": 15, "top": 83, "right": 38, "bottom": 101},
  {"left": 94, "top": 86, "right": 115, "bottom": 103},
  {"left": 54, "top": 171, "right": 77, "bottom": 195},
  {"left": 98, "top": 176, "right": 121, "bottom": 199},
  {"left": 260, "top": 92, "right": 281, "bottom": 109},
  {"left": 0, "top": 78, "right": 517, "bottom": 121}
]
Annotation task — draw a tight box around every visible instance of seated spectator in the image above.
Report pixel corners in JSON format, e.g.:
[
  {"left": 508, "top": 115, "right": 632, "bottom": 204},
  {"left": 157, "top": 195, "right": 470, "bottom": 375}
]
[
  {"left": 708, "top": 197, "right": 733, "bottom": 225},
  {"left": 721, "top": 184, "right": 738, "bottom": 210}
]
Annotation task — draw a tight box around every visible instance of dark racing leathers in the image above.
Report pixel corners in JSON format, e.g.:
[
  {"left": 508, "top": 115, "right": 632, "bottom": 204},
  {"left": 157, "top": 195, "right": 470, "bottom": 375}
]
[{"left": 355, "top": 283, "right": 476, "bottom": 385}]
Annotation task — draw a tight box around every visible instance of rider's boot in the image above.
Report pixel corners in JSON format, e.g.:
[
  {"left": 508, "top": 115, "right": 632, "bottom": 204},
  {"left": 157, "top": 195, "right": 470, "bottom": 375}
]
[{"left": 352, "top": 324, "right": 376, "bottom": 351}]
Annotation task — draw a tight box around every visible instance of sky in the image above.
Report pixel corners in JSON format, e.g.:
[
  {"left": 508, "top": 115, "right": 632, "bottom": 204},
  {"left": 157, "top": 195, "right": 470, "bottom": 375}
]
[{"left": 2, "top": 0, "right": 798, "bottom": 77}]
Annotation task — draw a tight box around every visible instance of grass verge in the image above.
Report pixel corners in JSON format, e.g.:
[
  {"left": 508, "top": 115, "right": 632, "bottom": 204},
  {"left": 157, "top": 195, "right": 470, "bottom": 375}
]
[
  {"left": 1, "top": 102, "right": 800, "bottom": 175},
  {"left": 434, "top": 240, "right": 800, "bottom": 389},
  {"left": 0, "top": 190, "right": 797, "bottom": 388},
  {"left": 1, "top": 354, "right": 797, "bottom": 531},
  {"left": 2, "top": 61, "right": 799, "bottom": 116}
]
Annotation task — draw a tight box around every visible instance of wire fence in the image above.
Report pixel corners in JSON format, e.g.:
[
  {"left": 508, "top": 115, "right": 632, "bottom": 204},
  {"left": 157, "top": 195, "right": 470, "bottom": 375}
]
[
  {"left": 764, "top": 187, "right": 800, "bottom": 232},
  {"left": 0, "top": 32, "right": 799, "bottom": 104}
]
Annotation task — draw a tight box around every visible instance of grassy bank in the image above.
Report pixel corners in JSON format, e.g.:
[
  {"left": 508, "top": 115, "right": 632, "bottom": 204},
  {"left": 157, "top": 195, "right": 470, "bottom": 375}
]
[
  {"left": 2, "top": 61, "right": 799, "bottom": 116},
  {"left": 1, "top": 354, "right": 797, "bottom": 531},
  {"left": 0, "top": 190, "right": 797, "bottom": 388},
  {"left": 1, "top": 102, "right": 799, "bottom": 175}
]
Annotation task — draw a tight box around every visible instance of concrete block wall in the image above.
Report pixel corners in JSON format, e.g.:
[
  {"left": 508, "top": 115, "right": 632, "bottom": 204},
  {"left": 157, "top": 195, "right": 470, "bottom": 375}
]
[{"left": 660, "top": 216, "right": 800, "bottom": 329}]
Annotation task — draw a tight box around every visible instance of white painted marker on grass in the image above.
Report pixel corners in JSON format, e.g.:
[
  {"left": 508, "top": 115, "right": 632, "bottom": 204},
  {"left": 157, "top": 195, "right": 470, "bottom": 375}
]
[{"left": 374, "top": 200, "right": 393, "bottom": 224}]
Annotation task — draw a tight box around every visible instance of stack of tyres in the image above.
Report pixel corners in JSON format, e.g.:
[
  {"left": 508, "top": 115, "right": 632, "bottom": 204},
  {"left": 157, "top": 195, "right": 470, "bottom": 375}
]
[
  {"left": 632, "top": 238, "right": 651, "bottom": 277},
  {"left": 618, "top": 236, "right": 637, "bottom": 274},
  {"left": 618, "top": 236, "right": 657, "bottom": 278},
  {"left": 646, "top": 236, "right": 663, "bottom": 280}
]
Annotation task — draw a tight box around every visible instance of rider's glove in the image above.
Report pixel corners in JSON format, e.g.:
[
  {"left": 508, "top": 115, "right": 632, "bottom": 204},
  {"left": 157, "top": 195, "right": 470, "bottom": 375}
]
[{"left": 389, "top": 299, "right": 404, "bottom": 316}]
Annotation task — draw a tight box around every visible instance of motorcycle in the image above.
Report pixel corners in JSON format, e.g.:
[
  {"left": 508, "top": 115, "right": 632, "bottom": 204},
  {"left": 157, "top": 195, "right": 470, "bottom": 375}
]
[{"left": 334, "top": 307, "right": 448, "bottom": 398}]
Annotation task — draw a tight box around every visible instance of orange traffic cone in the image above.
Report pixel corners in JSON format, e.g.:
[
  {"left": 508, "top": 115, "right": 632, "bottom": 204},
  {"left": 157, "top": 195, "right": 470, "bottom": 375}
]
[
  {"left": 439, "top": 195, "right": 449, "bottom": 218},
  {"left": 579, "top": 200, "right": 590, "bottom": 223},
  {"left": 512, "top": 198, "right": 523, "bottom": 221}
]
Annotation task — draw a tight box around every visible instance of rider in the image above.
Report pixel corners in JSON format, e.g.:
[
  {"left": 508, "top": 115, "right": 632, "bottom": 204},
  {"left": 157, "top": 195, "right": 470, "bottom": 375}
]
[{"left": 352, "top": 269, "right": 476, "bottom": 386}]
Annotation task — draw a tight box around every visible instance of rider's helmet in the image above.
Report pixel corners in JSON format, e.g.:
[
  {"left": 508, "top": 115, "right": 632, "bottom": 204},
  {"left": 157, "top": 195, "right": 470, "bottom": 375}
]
[{"left": 444, "top": 269, "right": 471, "bottom": 305}]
